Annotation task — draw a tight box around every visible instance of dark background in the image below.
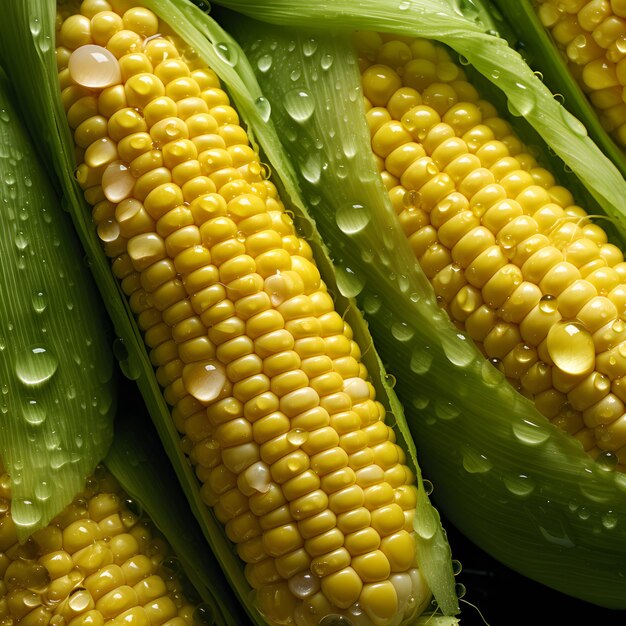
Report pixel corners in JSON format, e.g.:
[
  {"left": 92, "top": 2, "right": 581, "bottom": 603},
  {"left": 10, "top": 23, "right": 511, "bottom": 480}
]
[{"left": 443, "top": 517, "right": 626, "bottom": 625}]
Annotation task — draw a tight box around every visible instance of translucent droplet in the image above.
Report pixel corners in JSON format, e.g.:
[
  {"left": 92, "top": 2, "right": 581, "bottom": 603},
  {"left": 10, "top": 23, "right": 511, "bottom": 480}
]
[
  {"left": 254, "top": 96, "right": 271, "bottom": 123},
  {"left": 507, "top": 82, "right": 535, "bottom": 117},
  {"left": 442, "top": 332, "right": 476, "bottom": 367},
  {"left": 335, "top": 265, "right": 365, "bottom": 298},
  {"left": 287, "top": 569, "right": 320, "bottom": 599},
  {"left": 102, "top": 161, "right": 135, "bottom": 203},
  {"left": 240, "top": 461, "right": 271, "bottom": 494},
  {"left": 335, "top": 203, "right": 371, "bottom": 235},
  {"left": 320, "top": 53, "right": 333, "bottom": 70},
  {"left": 434, "top": 399, "right": 460, "bottom": 420},
  {"left": 602, "top": 511, "right": 618, "bottom": 530},
  {"left": 462, "top": 447, "right": 492, "bottom": 474},
  {"left": 257, "top": 54, "right": 272, "bottom": 72},
  {"left": 68, "top": 45, "right": 121, "bottom": 89},
  {"left": 84, "top": 137, "right": 118, "bottom": 168},
  {"left": 512, "top": 419, "right": 550, "bottom": 446},
  {"left": 214, "top": 42, "right": 237, "bottom": 66},
  {"left": 318, "top": 616, "right": 353, "bottom": 626},
  {"left": 283, "top": 89, "right": 315, "bottom": 122},
  {"left": 410, "top": 348, "right": 433, "bottom": 375},
  {"left": 287, "top": 428, "right": 309, "bottom": 446},
  {"left": 15, "top": 346, "right": 58, "bottom": 386},
  {"left": 23, "top": 399, "right": 46, "bottom": 425},
  {"left": 302, "top": 38, "right": 318, "bottom": 57},
  {"left": 391, "top": 322, "right": 414, "bottom": 342},
  {"left": 538, "top": 294, "right": 558, "bottom": 313},
  {"left": 301, "top": 151, "right": 322, "bottom": 184},
  {"left": 546, "top": 321, "right": 595, "bottom": 376},
  {"left": 596, "top": 450, "right": 618, "bottom": 471},
  {"left": 503, "top": 473, "right": 535, "bottom": 497},
  {"left": 31, "top": 291, "right": 47, "bottom": 314},
  {"left": 12, "top": 498, "right": 42, "bottom": 529},
  {"left": 182, "top": 360, "right": 227, "bottom": 403},
  {"left": 68, "top": 589, "right": 91, "bottom": 612},
  {"left": 34, "top": 481, "right": 51, "bottom": 501}
]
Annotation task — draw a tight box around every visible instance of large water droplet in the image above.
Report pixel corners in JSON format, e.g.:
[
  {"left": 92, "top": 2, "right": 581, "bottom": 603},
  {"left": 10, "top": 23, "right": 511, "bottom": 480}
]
[
  {"left": 283, "top": 89, "right": 315, "bottom": 122},
  {"left": 546, "top": 321, "right": 595, "bottom": 376},
  {"left": 335, "top": 265, "right": 365, "bottom": 298},
  {"left": 335, "top": 203, "right": 371, "bottom": 234},
  {"left": 254, "top": 96, "right": 272, "bottom": 123},
  {"left": 288, "top": 569, "right": 320, "bottom": 599},
  {"left": 15, "top": 347, "right": 58, "bottom": 386},
  {"left": 391, "top": 322, "right": 414, "bottom": 342},
  {"left": 410, "top": 348, "right": 433, "bottom": 374},
  {"left": 182, "top": 360, "right": 227, "bottom": 403},
  {"left": 102, "top": 161, "right": 135, "bottom": 203},
  {"left": 214, "top": 42, "right": 238, "bottom": 66},
  {"left": 442, "top": 332, "right": 476, "bottom": 367},
  {"left": 503, "top": 473, "right": 535, "bottom": 497},
  {"left": 68, "top": 45, "right": 121, "bottom": 89}
]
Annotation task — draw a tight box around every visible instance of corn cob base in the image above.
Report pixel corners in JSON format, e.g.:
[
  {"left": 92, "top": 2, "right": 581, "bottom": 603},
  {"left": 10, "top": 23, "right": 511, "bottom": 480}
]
[{"left": 54, "top": 2, "right": 432, "bottom": 625}]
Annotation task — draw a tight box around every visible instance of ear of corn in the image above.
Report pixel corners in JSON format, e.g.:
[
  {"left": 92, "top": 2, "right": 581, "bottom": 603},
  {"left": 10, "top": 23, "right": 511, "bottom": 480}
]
[
  {"left": 0, "top": 1, "right": 459, "bottom": 624},
  {"left": 0, "top": 63, "right": 117, "bottom": 540},
  {"left": 210, "top": 0, "right": 626, "bottom": 610}
]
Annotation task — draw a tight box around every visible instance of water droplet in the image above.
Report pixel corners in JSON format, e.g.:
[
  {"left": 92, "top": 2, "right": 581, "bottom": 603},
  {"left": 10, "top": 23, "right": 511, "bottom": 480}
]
[
  {"left": 410, "top": 347, "right": 433, "bottom": 374},
  {"left": 23, "top": 399, "right": 46, "bottom": 425},
  {"left": 399, "top": 0, "right": 411, "bottom": 9},
  {"left": 287, "top": 428, "right": 309, "bottom": 446},
  {"left": 31, "top": 291, "right": 47, "bottom": 314},
  {"left": 596, "top": 450, "right": 618, "bottom": 471},
  {"left": 538, "top": 294, "right": 558, "bottom": 313},
  {"left": 546, "top": 321, "right": 595, "bottom": 376},
  {"left": 391, "top": 322, "right": 414, "bottom": 342},
  {"left": 462, "top": 447, "right": 492, "bottom": 474},
  {"left": 257, "top": 54, "right": 272, "bottom": 72},
  {"left": 442, "top": 332, "right": 476, "bottom": 367},
  {"left": 12, "top": 498, "right": 42, "bottom": 529},
  {"left": 34, "top": 481, "right": 51, "bottom": 501},
  {"left": 214, "top": 42, "right": 238, "bottom": 66},
  {"left": 301, "top": 151, "right": 322, "bottom": 184},
  {"left": 68, "top": 45, "right": 121, "bottom": 89},
  {"left": 14, "top": 231, "right": 28, "bottom": 250},
  {"left": 362, "top": 293, "right": 381, "bottom": 315},
  {"left": 302, "top": 38, "right": 318, "bottom": 57},
  {"left": 602, "top": 511, "right": 618, "bottom": 529},
  {"left": 102, "top": 161, "right": 135, "bottom": 203},
  {"left": 335, "top": 203, "right": 371, "bottom": 235},
  {"left": 68, "top": 589, "right": 91, "bottom": 612},
  {"left": 512, "top": 419, "right": 550, "bottom": 446},
  {"left": 283, "top": 89, "right": 315, "bottom": 122},
  {"left": 182, "top": 360, "right": 227, "bottom": 403},
  {"left": 320, "top": 53, "right": 333, "bottom": 70},
  {"left": 335, "top": 265, "right": 365, "bottom": 298},
  {"left": 434, "top": 399, "right": 460, "bottom": 420},
  {"left": 288, "top": 569, "right": 320, "bottom": 599},
  {"left": 15, "top": 346, "right": 58, "bottom": 386},
  {"left": 507, "top": 82, "right": 535, "bottom": 117},
  {"left": 96, "top": 218, "right": 121, "bottom": 243},
  {"left": 503, "top": 473, "right": 535, "bottom": 497},
  {"left": 254, "top": 96, "right": 271, "bottom": 123}
]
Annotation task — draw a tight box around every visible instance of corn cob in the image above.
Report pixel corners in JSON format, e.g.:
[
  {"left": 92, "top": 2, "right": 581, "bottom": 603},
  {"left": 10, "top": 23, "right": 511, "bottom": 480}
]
[
  {"left": 533, "top": 0, "right": 626, "bottom": 148},
  {"left": 0, "top": 462, "right": 203, "bottom": 626},
  {"left": 357, "top": 31, "right": 626, "bottom": 468},
  {"left": 53, "top": 2, "right": 431, "bottom": 625}
]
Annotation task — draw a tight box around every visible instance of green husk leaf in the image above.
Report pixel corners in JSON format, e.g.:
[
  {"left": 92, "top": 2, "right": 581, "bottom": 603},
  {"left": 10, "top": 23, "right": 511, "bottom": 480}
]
[
  {"left": 105, "top": 383, "right": 245, "bottom": 626},
  {"left": 0, "top": 65, "right": 116, "bottom": 540},
  {"left": 211, "top": 2, "right": 626, "bottom": 609},
  {"left": 0, "top": 0, "right": 457, "bottom": 621}
]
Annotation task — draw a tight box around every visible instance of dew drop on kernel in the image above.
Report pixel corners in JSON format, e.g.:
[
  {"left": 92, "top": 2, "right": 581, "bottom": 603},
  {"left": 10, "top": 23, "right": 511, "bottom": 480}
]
[
  {"left": 182, "top": 360, "right": 227, "bottom": 403},
  {"left": 546, "top": 321, "right": 595, "bottom": 376},
  {"left": 68, "top": 44, "right": 121, "bottom": 89},
  {"left": 102, "top": 161, "right": 135, "bottom": 203}
]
